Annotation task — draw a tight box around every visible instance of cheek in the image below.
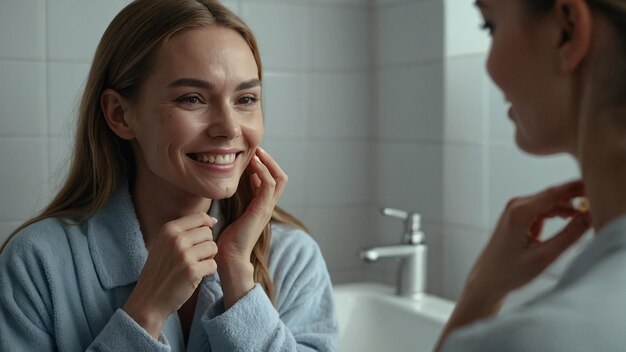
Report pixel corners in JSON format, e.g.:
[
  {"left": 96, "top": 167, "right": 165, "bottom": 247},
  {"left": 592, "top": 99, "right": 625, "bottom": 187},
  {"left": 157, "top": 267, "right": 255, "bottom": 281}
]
[
  {"left": 486, "top": 46, "right": 506, "bottom": 92},
  {"left": 242, "top": 116, "right": 264, "bottom": 147}
]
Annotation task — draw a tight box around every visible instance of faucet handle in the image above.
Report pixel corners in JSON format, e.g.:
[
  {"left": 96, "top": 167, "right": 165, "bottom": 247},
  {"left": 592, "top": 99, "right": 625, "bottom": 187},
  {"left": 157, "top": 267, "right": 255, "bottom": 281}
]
[
  {"left": 381, "top": 207, "right": 409, "bottom": 220},
  {"left": 381, "top": 207, "right": 422, "bottom": 243}
]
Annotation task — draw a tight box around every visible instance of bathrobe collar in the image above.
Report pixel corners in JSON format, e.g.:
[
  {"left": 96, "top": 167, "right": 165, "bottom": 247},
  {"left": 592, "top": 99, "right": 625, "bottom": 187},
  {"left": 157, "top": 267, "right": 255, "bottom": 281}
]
[
  {"left": 87, "top": 180, "right": 223, "bottom": 289},
  {"left": 87, "top": 181, "right": 147, "bottom": 289},
  {"left": 559, "top": 215, "right": 626, "bottom": 288}
]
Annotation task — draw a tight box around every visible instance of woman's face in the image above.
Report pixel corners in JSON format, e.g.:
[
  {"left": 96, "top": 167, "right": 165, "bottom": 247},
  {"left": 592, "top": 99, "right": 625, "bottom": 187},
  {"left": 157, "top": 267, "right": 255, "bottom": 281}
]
[
  {"left": 478, "top": 0, "right": 575, "bottom": 155},
  {"left": 127, "top": 25, "right": 263, "bottom": 199}
]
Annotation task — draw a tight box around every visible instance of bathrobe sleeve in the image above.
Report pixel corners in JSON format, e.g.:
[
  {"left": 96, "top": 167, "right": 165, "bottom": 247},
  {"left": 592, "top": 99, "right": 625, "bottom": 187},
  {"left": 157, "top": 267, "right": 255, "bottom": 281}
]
[
  {"left": 200, "top": 228, "right": 339, "bottom": 351},
  {"left": 0, "top": 232, "right": 171, "bottom": 352}
]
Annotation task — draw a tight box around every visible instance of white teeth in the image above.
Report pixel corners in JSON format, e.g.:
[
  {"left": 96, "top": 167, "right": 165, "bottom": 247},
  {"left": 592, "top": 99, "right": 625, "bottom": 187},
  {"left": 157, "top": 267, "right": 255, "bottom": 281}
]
[{"left": 192, "top": 152, "right": 236, "bottom": 165}]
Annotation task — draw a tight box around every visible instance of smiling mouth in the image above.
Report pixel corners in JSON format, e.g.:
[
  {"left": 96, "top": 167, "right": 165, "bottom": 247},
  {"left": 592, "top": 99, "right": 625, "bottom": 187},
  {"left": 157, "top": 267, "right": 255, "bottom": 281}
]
[{"left": 186, "top": 152, "right": 240, "bottom": 165}]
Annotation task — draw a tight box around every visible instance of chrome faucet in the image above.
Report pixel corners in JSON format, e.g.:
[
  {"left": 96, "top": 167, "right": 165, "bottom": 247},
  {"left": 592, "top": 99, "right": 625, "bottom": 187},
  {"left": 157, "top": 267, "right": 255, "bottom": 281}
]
[{"left": 360, "top": 207, "right": 427, "bottom": 299}]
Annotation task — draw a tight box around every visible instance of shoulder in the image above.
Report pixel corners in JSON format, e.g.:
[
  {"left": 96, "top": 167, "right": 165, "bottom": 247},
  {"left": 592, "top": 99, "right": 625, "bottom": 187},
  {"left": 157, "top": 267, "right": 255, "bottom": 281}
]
[
  {"left": 443, "top": 288, "right": 620, "bottom": 352},
  {"left": 270, "top": 223, "right": 319, "bottom": 250},
  {"left": 268, "top": 223, "right": 323, "bottom": 266},
  {"left": 268, "top": 223, "right": 329, "bottom": 281},
  {"left": 0, "top": 218, "right": 79, "bottom": 281},
  {"left": 2, "top": 218, "right": 73, "bottom": 261},
  {"left": 442, "top": 306, "right": 560, "bottom": 352}
]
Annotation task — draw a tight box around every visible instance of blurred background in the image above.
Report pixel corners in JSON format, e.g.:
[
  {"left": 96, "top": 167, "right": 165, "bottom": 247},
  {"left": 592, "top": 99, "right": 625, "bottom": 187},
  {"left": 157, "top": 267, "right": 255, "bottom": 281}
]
[{"left": 0, "top": 0, "right": 585, "bottom": 304}]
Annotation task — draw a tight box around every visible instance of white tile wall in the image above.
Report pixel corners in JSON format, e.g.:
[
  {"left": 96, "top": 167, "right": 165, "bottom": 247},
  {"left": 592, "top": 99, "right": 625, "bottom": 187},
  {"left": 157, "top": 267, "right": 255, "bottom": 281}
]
[
  {"left": 376, "top": 143, "right": 443, "bottom": 222},
  {"left": 376, "top": 0, "right": 444, "bottom": 66},
  {"left": 0, "top": 0, "right": 46, "bottom": 60},
  {"left": 305, "top": 206, "right": 374, "bottom": 275},
  {"left": 47, "top": 0, "right": 131, "bottom": 61},
  {"left": 262, "top": 73, "right": 309, "bottom": 140},
  {"left": 309, "top": 72, "right": 372, "bottom": 139},
  {"left": 305, "top": 141, "right": 372, "bottom": 205},
  {"left": 442, "top": 224, "right": 489, "bottom": 300},
  {"left": 0, "top": 61, "right": 47, "bottom": 136},
  {"left": 444, "top": 54, "right": 487, "bottom": 144},
  {"left": 443, "top": 144, "right": 486, "bottom": 228},
  {"left": 0, "top": 138, "right": 49, "bottom": 222},
  {"left": 241, "top": 3, "right": 312, "bottom": 70},
  {"left": 376, "top": 64, "right": 444, "bottom": 142},
  {"left": 311, "top": 5, "right": 372, "bottom": 70},
  {"left": 48, "top": 62, "right": 90, "bottom": 137}
]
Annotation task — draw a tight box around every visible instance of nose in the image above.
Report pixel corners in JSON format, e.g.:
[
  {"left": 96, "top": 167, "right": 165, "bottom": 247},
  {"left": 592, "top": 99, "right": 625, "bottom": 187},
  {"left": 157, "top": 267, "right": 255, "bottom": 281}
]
[{"left": 205, "top": 102, "right": 241, "bottom": 139}]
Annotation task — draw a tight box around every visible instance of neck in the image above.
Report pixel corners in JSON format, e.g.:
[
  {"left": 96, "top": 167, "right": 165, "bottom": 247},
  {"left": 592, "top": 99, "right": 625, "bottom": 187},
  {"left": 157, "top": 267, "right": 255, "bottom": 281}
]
[
  {"left": 131, "top": 167, "right": 212, "bottom": 248},
  {"left": 578, "top": 105, "right": 626, "bottom": 233}
]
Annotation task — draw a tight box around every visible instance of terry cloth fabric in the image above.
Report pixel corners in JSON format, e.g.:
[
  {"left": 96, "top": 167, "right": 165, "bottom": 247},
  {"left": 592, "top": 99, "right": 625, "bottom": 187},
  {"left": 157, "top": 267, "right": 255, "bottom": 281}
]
[
  {"left": 0, "top": 181, "right": 338, "bottom": 351},
  {"left": 441, "top": 215, "right": 626, "bottom": 352}
]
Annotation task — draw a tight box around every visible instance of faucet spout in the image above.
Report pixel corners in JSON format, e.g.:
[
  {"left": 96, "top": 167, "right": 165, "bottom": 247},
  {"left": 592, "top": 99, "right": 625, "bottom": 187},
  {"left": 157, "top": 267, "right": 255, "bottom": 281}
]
[
  {"left": 360, "top": 245, "right": 419, "bottom": 262},
  {"left": 360, "top": 243, "right": 428, "bottom": 299}
]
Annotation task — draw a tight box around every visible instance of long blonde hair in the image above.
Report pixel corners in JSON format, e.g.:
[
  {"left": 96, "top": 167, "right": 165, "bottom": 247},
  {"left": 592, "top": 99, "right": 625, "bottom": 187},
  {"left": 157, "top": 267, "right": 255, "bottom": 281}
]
[{"left": 3, "top": 0, "right": 306, "bottom": 302}]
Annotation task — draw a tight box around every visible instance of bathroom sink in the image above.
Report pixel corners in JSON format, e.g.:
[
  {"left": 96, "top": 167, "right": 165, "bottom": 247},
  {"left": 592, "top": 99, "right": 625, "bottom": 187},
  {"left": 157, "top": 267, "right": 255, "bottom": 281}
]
[{"left": 333, "top": 283, "right": 454, "bottom": 352}]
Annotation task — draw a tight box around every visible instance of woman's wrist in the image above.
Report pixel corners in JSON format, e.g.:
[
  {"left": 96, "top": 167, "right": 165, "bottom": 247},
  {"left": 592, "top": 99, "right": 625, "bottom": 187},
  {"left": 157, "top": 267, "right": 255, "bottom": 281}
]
[
  {"left": 123, "top": 295, "right": 167, "bottom": 339},
  {"left": 216, "top": 255, "right": 255, "bottom": 309}
]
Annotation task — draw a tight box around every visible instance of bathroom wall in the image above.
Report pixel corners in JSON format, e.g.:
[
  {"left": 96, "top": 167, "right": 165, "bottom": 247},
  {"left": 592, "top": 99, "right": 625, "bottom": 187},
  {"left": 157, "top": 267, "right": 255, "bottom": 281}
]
[{"left": 0, "top": 0, "right": 375, "bottom": 284}]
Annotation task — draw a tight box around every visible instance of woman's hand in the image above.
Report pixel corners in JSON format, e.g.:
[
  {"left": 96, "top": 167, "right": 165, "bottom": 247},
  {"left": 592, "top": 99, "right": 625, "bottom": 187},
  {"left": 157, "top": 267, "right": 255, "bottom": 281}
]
[
  {"left": 123, "top": 212, "right": 218, "bottom": 338},
  {"left": 466, "top": 179, "right": 591, "bottom": 301},
  {"left": 216, "top": 147, "right": 287, "bottom": 308},
  {"left": 435, "top": 180, "right": 591, "bottom": 351}
]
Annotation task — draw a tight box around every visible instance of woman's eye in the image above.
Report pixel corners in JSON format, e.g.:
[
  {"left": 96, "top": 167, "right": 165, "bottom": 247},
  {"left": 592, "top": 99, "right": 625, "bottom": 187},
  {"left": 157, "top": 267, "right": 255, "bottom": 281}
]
[
  {"left": 177, "top": 95, "right": 203, "bottom": 105},
  {"left": 237, "top": 96, "right": 259, "bottom": 105}
]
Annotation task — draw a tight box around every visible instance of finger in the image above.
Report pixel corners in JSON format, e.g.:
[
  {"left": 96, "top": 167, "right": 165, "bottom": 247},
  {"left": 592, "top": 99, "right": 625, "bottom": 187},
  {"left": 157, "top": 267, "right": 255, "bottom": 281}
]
[
  {"left": 199, "top": 258, "right": 218, "bottom": 277},
  {"left": 248, "top": 154, "right": 276, "bottom": 200},
  {"left": 512, "top": 180, "right": 585, "bottom": 226},
  {"left": 189, "top": 240, "right": 218, "bottom": 261},
  {"left": 528, "top": 207, "right": 582, "bottom": 240},
  {"left": 183, "top": 226, "right": 214, "bottom": 246},
  {"left": 534, "top": 212, "right": 591, "bottom": 264},
  {"left": 256, "top": 147, "right": 288, "bottom": 201},
  {"left": 165, "top": 212, "right": 217, "bottom": 233},
  {"left": 249, "top": 172, "right": 262, "bottom": 194}
]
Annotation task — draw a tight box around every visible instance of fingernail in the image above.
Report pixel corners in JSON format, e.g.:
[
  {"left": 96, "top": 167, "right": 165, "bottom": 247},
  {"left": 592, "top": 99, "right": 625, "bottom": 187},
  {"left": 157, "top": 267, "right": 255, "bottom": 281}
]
[
  {"left": 210, "top": 216, "right": 218, "bottom": 223},
  {"left": 254, "top": 155, "right": 261, "bottom": 162},
  {"left": 258, "top": 147, "right": 266, "bottom": 154}
]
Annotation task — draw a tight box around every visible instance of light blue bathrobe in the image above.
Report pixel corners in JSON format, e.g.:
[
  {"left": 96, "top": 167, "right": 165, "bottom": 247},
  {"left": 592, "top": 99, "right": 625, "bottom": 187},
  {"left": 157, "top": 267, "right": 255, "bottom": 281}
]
[
  {"left": 0, "top": 182, "right": 338, "bottom": 351},
  {"left": 441, "top": 215, "right": 626, "bottom": 352}
]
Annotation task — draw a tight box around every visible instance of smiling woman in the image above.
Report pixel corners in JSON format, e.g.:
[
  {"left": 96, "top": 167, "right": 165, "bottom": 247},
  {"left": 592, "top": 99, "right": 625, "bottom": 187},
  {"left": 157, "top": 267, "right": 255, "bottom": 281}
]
[{"left": 0, "top": 0, "right": 338, "bottom": 350}]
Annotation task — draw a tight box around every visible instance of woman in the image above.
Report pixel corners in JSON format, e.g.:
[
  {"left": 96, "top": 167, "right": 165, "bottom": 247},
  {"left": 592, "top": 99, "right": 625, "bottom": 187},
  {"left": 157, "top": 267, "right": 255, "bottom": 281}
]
[
  {"left": 437, "top": 0, "right": 626, "bottom": 350},
  {"left": 0, "top": 0, "right": 338, "bottom": 350}
]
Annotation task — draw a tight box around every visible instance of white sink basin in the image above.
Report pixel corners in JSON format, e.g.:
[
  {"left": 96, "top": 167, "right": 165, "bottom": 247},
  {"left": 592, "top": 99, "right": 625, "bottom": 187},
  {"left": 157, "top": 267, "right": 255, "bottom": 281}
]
[{"left": 334, "top": 283, "right": 454, "bottom": 352}]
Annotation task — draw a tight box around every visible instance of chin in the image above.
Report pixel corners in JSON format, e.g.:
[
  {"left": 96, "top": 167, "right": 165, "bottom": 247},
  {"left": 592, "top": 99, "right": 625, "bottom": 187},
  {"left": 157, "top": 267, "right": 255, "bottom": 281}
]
[
  {"left": 515, "top": 134, "right": 564, "bottom": 156},
  {"left": 205, "top": 185, "right": 238, "bottom": 200}
]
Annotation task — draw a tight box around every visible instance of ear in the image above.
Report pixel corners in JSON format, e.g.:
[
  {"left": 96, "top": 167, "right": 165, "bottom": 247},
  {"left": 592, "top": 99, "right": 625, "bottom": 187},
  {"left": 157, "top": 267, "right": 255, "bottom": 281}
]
[
  {"left": 555, "top": 0, "right": 593, "bottom": 72},
  {"left": 101, "top": 89, "right": 135, "bottom": 140}
]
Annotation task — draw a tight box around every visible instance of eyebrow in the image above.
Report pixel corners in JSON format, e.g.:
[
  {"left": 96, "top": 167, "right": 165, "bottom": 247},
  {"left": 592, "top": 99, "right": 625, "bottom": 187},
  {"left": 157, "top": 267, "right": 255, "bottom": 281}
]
[{"left": 167, "top": 78, "right": 262, "bottom": 91}]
